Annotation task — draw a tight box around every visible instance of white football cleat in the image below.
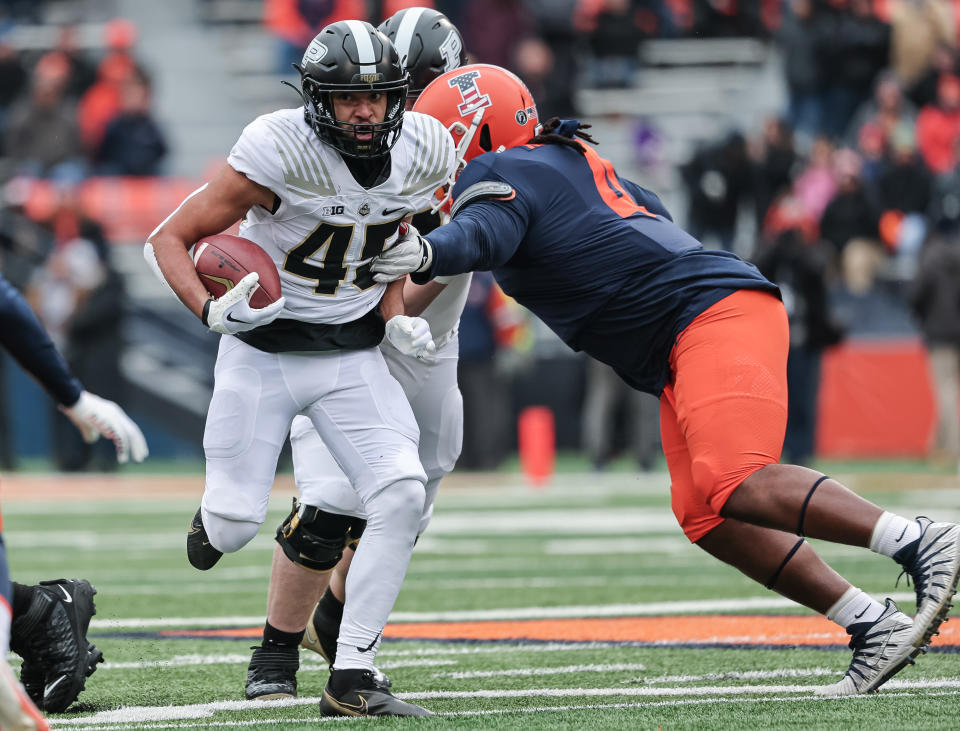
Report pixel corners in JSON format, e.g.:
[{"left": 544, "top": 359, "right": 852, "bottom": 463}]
[
  {"left": 894, "top": 518, "right": 960, "bottom": 646},
  {"left": 815, "top": 599, "right": 920, "bottom": 696}
]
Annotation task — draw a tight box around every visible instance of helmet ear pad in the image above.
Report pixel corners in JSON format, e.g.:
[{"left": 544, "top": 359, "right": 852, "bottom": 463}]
[{"left": 478, "top": 124, "right": 492, "bottom": 153}]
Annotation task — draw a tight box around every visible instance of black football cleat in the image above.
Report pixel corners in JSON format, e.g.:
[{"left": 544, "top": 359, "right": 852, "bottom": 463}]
[
  {"left": 11, "top": 579, "right": 101, "bottom": 712},
  {"left": 300, "top": 601, "right": 339, "bottom": 666},
  {"left": 245, "top": 645, "right": 299, "bottom": 700},
  {"left": 187, "top": 507, "right": 222, "bottom": 570},
  {"left": 320, "top": 668, "right": 431, "bottom": 717}
]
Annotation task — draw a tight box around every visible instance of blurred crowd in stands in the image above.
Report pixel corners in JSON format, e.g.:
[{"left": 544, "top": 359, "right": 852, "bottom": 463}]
[
  {"left": 678, "top": 0, "right": 960, "bottom": 467},
  {"left": 0, "top": 0, "right": 958, "bottom": 471},
  {"left": 0, "top": 5, "right": 163, "bottom": 471}
]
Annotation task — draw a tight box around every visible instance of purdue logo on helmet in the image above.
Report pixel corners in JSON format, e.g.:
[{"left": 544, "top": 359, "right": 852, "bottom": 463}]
[
  {"left": 378, "top": 7, "right": 467, "bottom": 100},
  {"left": 292, "top": 20, "right": 408, "bottom": 159}
]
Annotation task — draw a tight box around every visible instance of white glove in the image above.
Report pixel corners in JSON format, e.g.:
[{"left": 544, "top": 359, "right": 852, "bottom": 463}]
[
  {"left": 384, "top": 315, "right": 436, "bottom": 361},
  {"left": 202, "top": 272, "right": 285, "bottom": 335},
  {"left": 61, "top": 391, "right": 150, "bottom": 464},
  {"left": 372, "top": 224, "right": 433, "bottom": 283}
]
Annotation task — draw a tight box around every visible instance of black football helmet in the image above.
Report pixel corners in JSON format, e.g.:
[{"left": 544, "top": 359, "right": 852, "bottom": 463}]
[
  {"left": 294, "top": 20, "right": 408, "bottom": 158},
  {"left": 378, "top": 7, "right": 467, "bottom": 101}
]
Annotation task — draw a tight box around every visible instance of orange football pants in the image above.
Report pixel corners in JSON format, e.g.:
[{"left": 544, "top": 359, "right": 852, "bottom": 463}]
[{"left": 660, "top": 289, "right": 789, "bottom": 543}]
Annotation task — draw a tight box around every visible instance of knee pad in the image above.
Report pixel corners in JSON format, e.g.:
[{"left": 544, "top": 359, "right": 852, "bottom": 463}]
[
  {"left": 365, "top": 479, "right": 425, "bottom": 532},
  {"left": 275, "top": 499, "right": 366, "bottom": 573},
  {"left": 203, "top": 510, "right": 261, "bottom": 554},
  {"left": 416, "top": 477, "right": 442, "bottom": 536}
]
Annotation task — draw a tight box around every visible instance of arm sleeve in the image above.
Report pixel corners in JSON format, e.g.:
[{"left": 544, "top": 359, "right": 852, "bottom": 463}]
[
  {"left": 414, "top": 198, "right": 528, "bottom": 283},
  {"left": 0, "top": 274, "right": 83, "bottom": 406},
  {"left": 620, "top": 178, "right": 674, "bottom": 221}
]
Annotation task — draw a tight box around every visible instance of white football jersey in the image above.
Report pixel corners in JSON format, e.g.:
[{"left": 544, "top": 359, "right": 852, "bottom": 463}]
[{"left": 227, "top": 108, "right": 456, "bottom": 324}]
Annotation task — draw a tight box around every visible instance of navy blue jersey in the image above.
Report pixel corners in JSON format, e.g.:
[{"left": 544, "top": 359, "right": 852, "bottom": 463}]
[
  {"left": 419, "top": 140, "right": 779, "bottom": 394},
  {"left": 0, "top": 273, "right": 82, "bottom": 406}
]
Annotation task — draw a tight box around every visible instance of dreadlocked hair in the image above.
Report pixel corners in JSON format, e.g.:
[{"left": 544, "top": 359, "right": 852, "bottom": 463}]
[{"left": 527, "top": 117, "right": 597, "bottom": 155}]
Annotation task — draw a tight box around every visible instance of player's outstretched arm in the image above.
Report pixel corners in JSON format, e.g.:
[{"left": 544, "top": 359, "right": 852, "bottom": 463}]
[
  {"left": 0, "top": 272, "right": 83, "bottom": 407},
  {"left": 0, "top": 272, "right": 149, "bottom": 463},
  {"left": 372, "top": 199, "right": 525, "bottom": 283}
]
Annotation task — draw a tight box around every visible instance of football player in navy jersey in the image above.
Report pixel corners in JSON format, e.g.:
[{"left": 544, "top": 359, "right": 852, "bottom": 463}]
[
  {"left": 0, "top": 271, "right": 147, "bottom": 728},
  {"left": 371, "top": 63, "right": 960, "bottom": 696}
]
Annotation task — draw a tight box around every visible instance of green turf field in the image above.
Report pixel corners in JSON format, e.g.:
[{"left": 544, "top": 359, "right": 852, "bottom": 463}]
[{"left": 4, "top": 468, "right": 960, "bottom": 729}]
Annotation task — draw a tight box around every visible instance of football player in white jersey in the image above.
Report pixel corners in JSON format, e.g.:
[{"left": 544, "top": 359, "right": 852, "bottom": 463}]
[
  {"left": 146, "top": 19, "right": 455, "bottom": 717},
  {"left": 243, "top": 7, "right": 473, "bottom": 703}
]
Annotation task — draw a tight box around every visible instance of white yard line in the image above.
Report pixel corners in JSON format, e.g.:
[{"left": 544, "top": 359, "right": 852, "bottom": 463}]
[
  {"left": 88, "top": 655, "right": 452, "bottom": 671},
  {"left": 49, "top": 683, "right": 960, "bottom": 727},
  {"left": 90, "top": 592, "right": 918, "bottom": 629},
  {"left": 636, "top": 667, "right": 839, "bottom": 684},
  {"left": 434, "top": 663, "right": 648, "bottom": 679},
  {"left": 403, "top": 679, "right": 960, "bottom": 699}
]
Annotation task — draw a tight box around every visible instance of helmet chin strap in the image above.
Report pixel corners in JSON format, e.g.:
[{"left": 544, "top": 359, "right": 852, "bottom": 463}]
[{"left": 430, "top": 108, "right": 484, "bottom": 215}]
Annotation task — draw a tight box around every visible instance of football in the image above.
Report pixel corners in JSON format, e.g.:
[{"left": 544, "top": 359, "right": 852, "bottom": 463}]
[{"left": 192, "top": 234, "right": 282, "bottom": 309}]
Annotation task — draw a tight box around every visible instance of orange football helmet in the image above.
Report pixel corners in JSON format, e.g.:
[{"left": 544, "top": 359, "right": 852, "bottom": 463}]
[{"left": 413, "top": 64, "right": 540, "bottom": 215}]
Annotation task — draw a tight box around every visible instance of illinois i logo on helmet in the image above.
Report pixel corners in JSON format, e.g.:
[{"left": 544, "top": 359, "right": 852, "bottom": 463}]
[{"left": 448, "top": 70, "right": 492, "bottom": 116}]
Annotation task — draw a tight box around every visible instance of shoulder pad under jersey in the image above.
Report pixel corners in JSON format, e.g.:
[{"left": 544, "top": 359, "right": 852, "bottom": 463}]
[{"left": 450, "top": 181, "right": 515, "bottom": 218}]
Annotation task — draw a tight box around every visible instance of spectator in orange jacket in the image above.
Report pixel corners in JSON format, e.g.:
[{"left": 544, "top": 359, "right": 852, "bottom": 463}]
[{"left": 917, "top": 72, "right": 960, "bottom": 174}]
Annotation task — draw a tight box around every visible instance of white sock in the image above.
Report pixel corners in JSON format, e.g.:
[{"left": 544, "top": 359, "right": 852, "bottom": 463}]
[
  {"left": 826, "top": 587, "right": 885, "bottom": 630},
  {"left": 869, "top": 512, "right": 922, "bottom": 558}
]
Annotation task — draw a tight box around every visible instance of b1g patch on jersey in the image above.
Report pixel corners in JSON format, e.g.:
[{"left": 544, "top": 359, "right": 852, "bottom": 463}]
[
  {"left": 449, "top": 70, "right": 491, "bottom": 116},
  {"left": 323, "top": 205, "right": 345, "bottom": 216}
]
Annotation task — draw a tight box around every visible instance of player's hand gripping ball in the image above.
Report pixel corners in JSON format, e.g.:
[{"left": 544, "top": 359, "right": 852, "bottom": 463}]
[
  {"left": 193, "top": 234, "right": 282, "bottom": 306},
  {"left": 193, "top": 234, "right": 285, "bottom": 334}
]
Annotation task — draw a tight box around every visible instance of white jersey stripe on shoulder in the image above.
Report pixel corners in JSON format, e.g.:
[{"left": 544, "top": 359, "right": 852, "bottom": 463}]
[
  {"left": 271, "top": 118, "right": 331, "bottom": 191},
  {"left": 401, "top": 119, "right": 425, "bottom": 191},
  {"left": 424, "top": 118, "right": 444, "bottom": 183},
  {"left": 393, "top": 7, "right": 427, "bottom": 68},
  {"left": 346, "top": 20, "right": 377, "bottom": 74},
  {"left": 267, "top": 119, "right": 336, "bottom": 196},
  {"left": 420, "top": 117, "right": 446, "bottom": 190},
  {"left": 429, "top": 119, "right": 448, "bottom": 181},
  {"left": 267, "top": 121, "right": 307, "bottom": 181}
]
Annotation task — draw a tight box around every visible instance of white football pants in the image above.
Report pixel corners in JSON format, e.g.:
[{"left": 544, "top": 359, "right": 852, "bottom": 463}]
[{"left": 289, "top": 334, "right": 462, "bottom": 534}]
